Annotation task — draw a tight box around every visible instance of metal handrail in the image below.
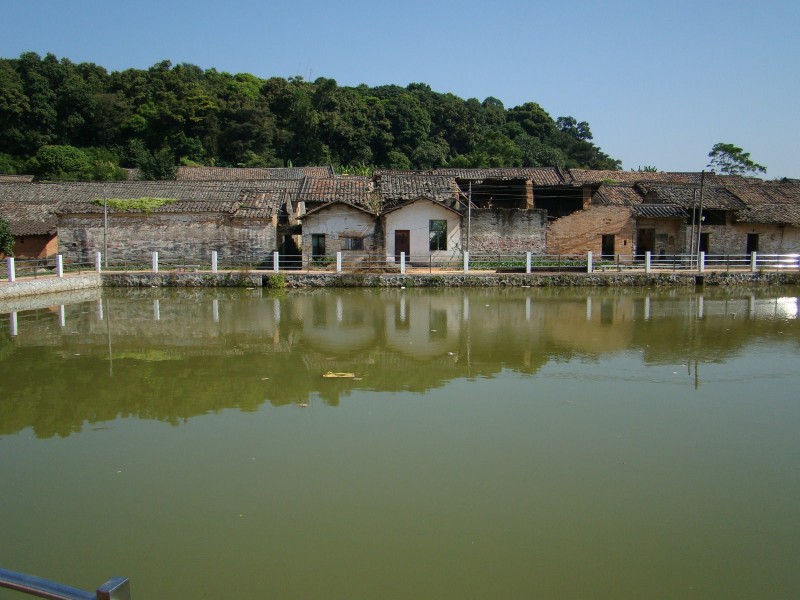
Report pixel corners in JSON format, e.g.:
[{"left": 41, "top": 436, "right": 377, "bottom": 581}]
[{"left": 0, "top": 568, "right": 130, "bottom": 600}]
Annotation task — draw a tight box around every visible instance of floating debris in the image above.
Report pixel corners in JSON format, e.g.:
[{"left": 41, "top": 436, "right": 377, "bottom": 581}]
[{"left": 322, "top": 372, "right": 356, "bottom": 378}]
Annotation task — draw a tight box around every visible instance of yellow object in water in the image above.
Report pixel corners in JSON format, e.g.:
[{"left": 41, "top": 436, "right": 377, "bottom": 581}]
[{"left": 322, "top": 372, "right": 356, "bottom": 378}]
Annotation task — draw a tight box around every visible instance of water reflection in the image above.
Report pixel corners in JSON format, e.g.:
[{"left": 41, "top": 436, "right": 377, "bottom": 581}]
[{"left": 1, "top": 287, "right": 798, "bottom": 438}]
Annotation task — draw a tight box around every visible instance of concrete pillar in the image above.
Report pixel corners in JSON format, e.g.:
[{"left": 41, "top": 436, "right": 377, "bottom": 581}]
[
  {"left": 273, "top": 251, "right": 279, "bottom": 273},
  {"left": 400, "top": 252, "right": 406, "bottom": 275},
  {"left": 463, "top": 251, "right": 469, "bottom": 273},
  {"left": 151, "top": 251, "right": 159, "bottom": 273},
  {"left": 699, "top": 251, "right": 705, "bottom": 273},
  {"left": 211, "top": 251, "right": 218, "bottom": 273},
  {"left": 645, "top": 251, "right": 651, "bottom": 274},
  {"left": 95, "top": 252, "right": 102, "bottom": 273},
  {"left": 6, "top": 257, "right": 15, "bottom": 282},
  {"left": 750, "top": 251, "right": 757, "bottom": 273},
  {"left": 336, "top": 252, "right": 342, "bottom": 273},
  {"left": 56, "top": 254, "right": 64, "bottom": 278},
  {"left": 526, "top": 252, "right": 532, "bottom": 274},
  {"left": 587, "top": 251, "right": 593, "bottom": 274}
]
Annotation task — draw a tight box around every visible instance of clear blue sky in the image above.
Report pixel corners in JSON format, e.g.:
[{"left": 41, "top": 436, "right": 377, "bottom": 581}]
[{"left": 2, "top": 0, "right": 798, "bottom": 178}]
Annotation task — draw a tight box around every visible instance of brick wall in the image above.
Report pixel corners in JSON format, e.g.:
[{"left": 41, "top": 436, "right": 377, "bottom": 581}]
[
  {"left": 467, "top": 208, "right": 547, "bottom": 254},
  {"left": 58, "top": 214, "right": 278, "bottom": 264},
  {"left": 547, "top": 206, "right": 634, "bottom": 256}
]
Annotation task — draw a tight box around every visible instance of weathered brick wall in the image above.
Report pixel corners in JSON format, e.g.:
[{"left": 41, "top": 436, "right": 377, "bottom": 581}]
[
  {"left": 635, "top": 218, "right": 685, "bottom": 256},
  {"left": 301, "top": 205, "right": 381, "bottom": 266},
  {"left": 467, "top": 208, "right": 547, "bottom": 254},
  {"left": 58, "top": 214, "right": 277, "bottom": 264},
  {"left": 547, "top": 206, "right": 634, "bottom": 256},
  {"left": 686, "top": 222, "right": 800, "bottom": 255}
]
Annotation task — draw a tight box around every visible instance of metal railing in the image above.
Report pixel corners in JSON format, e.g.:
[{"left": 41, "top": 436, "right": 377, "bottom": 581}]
[
  {"left": 4, "top": 251, "right": 800, "bottom": 281},
  {"left": 0, "top": 568, "right": 130, "bottom": 600}
]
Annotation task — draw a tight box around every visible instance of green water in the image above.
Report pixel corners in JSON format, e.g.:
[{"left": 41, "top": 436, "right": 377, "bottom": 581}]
[{"left": 1, "top": 287, "right": 799, "bottom": 599}]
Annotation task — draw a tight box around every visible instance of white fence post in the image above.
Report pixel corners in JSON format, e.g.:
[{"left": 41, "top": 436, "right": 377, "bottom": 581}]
[
  {"left": 273, "top": 251, "right": 279, "bottom": 273},
  {"left": 587, "top": 251, "right": 593, "bottom": 274},
  {"left": 526, "top": 251, "right": 532, "bottom": 274},
  {"left": 211, "top": 251, "right": 218, "bottom": 273},
  {"left": 463, "top": 251, "right": 469, "bottom": 273},
  {"left": 7, "top": 257, "right": 15, "bottom": 282},
  {"left": 336, "top": 251, "right": 342, "bottom": 273},
  {"left": 95, "top": 252, "right": 102, "bottom": 273},
  {"left": 400, "top": 252, "right": 406, "bottom": 275},
  {"left": 645, "top": 251, "right": 651, "bottom": 274},
  {"left": 151, "top": 251, "right": 159, "bottom": 273},
  {"left": 699, "top": 251, "right": 705, "bottom": 273},
  {"left": 56, "top": 254, "right": 64, "bottom": 278},
  {"left": 750, "top": 251, "right": 757, "bottom": 272}
]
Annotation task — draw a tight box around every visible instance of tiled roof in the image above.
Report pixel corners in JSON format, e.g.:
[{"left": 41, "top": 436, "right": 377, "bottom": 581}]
[
  {"left": 592, "top": 184, "right": 644, "bottom": 206},
  {"left": 434, "top": 167, "right": 565, "bottom": 186},
  {"left": 0, "top": 200, "right": 58, "bottom": 235},
  {"left": 57, "top": 199, "right": 241, "bottom": 215},
  {"left": 298, "top": 176, "right": 376, "bottom": 210},
  {"left": 637, "top": 183, "right": 746, "bottom": 210},
  {"left": 632, "top": 204, "right": 688, "bottom": 219},
  {"left": 0, "top": 174, "right": 35, "bottom": 183},
  {"left": 376, "top": 174, "right": 460, "bottom": 206},
  {"left": 734, "top": 204, "right": 800, "bottom": 226},
  {"left": 170, "top": 166, "right": 334, "bottom": 180},
  {"left": 725, "top": 181, "right": 800, "bottom": 206},
  {"left": 569, "top": 170, "right": 707, "bottom": 185}
]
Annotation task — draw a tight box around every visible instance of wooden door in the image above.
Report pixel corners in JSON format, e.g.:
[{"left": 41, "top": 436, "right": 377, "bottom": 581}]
[{"left": 395, "top": 230, "right": 410, "bottom": 262}]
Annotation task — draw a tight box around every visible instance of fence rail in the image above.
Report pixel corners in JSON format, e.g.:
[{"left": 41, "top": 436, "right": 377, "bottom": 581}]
[
  {"left": 3, "top": 251, "right": 800, "bottom": 282},
  {"left": 0, "top": 568, "right": 130, "bottom": 600}
]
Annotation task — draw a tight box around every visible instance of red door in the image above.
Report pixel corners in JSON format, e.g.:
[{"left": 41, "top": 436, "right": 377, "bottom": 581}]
[{"left": 395, "top": 230, "right": 410, "bottom": 262}]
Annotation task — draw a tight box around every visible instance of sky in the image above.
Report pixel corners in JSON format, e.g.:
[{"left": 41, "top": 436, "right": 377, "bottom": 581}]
[{"left": 1, "top": 0, "right": 798, "bottom": 178}]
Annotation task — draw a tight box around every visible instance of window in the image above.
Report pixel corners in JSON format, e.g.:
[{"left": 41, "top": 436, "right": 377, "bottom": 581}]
[
  {"left": 341, "top": 237, "right": 364, "bottom": 251},
  {"left": 429, "top": 220, "right": 447, "bottom": 251}
]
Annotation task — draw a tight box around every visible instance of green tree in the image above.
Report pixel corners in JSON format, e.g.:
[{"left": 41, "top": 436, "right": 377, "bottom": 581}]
[
  {"left": 30, "top": 144, "right": 91, "bottom": 179},
  {"left": 707, "top": 143, "right": 766, "bottom": 176},
  {"left": 0, "top": 217, "right": 14, "bottom": 257}
]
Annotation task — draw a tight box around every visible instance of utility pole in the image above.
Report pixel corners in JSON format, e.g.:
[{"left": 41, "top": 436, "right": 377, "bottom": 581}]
[
  {"left": 695, "top": 170, "right": 706, "bottom": 265},
  {"left": 466, "top": 182, "right": 472, "bottom": 253},
  {"left": 689, "top": 188, "right": 697, "bottom": 259},
  {"left": 103, "top": 186, "right": 108, "bottom": 268}
]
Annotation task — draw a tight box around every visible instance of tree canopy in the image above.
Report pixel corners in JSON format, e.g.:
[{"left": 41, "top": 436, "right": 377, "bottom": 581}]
[
  {"left": 0, "top": 52, "right": 622, "bottom": 178},
  {"left": 708, "top": 143, "right": 767, "bottom": 176},
  {"left": 0, "top": 217, "right": 14, "bottom": 256}
]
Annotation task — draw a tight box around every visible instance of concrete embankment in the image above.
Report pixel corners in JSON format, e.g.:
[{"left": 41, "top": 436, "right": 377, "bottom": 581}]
[
  {"left": 1, "top": 270, "right": 798, "bottom": 302},
  {"left": 0, "top": 273, "right": 102, "bottom": 301}
]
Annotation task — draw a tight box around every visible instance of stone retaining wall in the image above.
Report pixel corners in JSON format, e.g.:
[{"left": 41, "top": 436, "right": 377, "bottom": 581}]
[{"left": 2, "top": 270, "right": 797, "bottom": 301}]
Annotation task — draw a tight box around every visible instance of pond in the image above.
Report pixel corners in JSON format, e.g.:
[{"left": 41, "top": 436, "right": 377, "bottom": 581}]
[{"left": 1, "top": 287, "right": 799, "bottom": 599}]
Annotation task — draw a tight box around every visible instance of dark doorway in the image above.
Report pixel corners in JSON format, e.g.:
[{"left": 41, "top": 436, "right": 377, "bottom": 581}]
[
  {"left": 636, "top": 228, "right": 655, "bottom": 259},
  {"left": 746, "top": 233, "right": 759, "bottom": 255},
  {"left": 395, "top": 230, "right": 410, "bottom": 262},
  {"left": 699, "top": 233, "right": 709, "bottom": 254},
  {"left": 279, "top": 235, "right": 301, "bottom": 269},
  {"left": 601, "top": 234, "right": 616, "bottom": 259}
]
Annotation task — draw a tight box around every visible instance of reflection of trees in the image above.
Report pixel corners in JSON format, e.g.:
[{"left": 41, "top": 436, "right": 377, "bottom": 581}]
[{"left": 1, "top": 288, "right": 798, "bottom": 438}]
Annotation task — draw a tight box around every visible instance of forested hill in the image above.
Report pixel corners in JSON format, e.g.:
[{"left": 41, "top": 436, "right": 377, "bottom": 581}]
[{"left": 0, "top": 52, "right": 621, "bottom": 179}]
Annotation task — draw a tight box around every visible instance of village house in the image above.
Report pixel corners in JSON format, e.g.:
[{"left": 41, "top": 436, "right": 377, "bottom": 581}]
[{"left": 1, "top": 166, "right": 799, "bottom": 268}]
